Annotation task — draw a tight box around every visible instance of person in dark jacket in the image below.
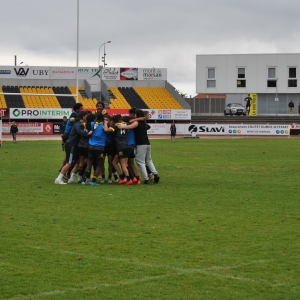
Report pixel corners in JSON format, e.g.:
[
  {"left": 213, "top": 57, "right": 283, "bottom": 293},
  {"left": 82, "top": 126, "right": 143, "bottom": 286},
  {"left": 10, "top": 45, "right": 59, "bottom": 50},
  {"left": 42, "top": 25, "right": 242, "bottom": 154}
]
[
  {"left": 170, "top": 122, "right": 177, "bottom": 143},
  {"left": 10, "top": 121, "right": 18, "bottom": 143},
  {"left": 59, "top": 116, "right": 68, "bottom": 150},
  {"left": 54, "top": 111, "right": 92, "bottom": 184},
  {"left": 288, "top": 100, "right": 294, "bottom": 115}
]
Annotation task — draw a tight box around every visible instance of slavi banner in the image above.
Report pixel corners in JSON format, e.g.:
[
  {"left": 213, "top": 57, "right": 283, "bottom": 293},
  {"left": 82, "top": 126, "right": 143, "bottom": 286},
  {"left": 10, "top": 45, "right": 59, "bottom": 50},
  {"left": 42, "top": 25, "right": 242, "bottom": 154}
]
[{"left": 249, "top": 93, "right": 257, "bottom": 116}]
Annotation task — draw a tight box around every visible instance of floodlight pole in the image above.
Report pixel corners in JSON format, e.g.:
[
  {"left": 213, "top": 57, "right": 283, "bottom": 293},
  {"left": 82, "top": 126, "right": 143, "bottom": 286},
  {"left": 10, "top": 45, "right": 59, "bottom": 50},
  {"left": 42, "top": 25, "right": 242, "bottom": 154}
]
[
  {"left": 98, "top": 41, "right": 111, "bottom": 101},
  {"left": 75, "top": 0, "right": 80, "bottom": 103},
  {"left": 275, "top": 78, "right": 278, "bottom": 116},
  {"left": 98, "top": 41, "right": 111, "bottom": 67}
]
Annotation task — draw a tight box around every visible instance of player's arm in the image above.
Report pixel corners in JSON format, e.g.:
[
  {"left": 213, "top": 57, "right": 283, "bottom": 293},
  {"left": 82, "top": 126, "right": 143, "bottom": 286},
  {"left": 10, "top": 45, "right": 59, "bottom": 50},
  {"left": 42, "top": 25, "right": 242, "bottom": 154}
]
[
  {"left": 129, "top": 116, "right": 146, "bottom": 123},
  {"left": 103, "top": 120, "right": 115, "bottom": 133},
  {"left": 118, "top": 121, "right": 138, "bottom": 130}
]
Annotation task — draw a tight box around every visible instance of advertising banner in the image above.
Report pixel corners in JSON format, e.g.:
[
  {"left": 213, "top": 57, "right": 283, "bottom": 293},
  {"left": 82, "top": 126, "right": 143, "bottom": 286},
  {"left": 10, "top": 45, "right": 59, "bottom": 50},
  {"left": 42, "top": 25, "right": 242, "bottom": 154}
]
[
  {"left": 2, "top": 122, "right": 53, "bottom": 134},
  {"left": 0, "top": 67, "right": 50, "bottom": 79},
  {"left": 101, "top": 67, "right": 167, "bottom": 81},
  {"left": 0, "top": 66, "right": 167, "bottom": 81},
  {"left": 138, "top": 68, "right": 167, "bottom": 80},
  {"left": 101, "top": 68, "right": 120, "bottom": 80},
  {"left": 0, "top": 66, "right": 103, "bottom": 80},
  {"left": 185, "top": 124, "right": 290, "bottom": 136},
  {"left": 9, "top": 108, "right": 72, "bottom": 119},
  {"left": 0, "top": 108, "right": 9, "bottom": 118},
  {"left": 148, "top": 109, "right": 191, "bottom": 120},
  {"left": 0, "top": 122, "right": 292, "bottom": 136},
  {"left": 120, "top": 68, "right": 138, "bottom": 80}
]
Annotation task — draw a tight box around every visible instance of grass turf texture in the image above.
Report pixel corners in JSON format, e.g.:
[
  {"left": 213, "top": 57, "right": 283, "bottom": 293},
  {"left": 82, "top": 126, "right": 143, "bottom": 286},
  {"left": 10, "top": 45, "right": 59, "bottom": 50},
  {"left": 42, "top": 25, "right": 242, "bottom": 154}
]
[{"left": 0, "top": 138, "right": 299, "bottom": 299}]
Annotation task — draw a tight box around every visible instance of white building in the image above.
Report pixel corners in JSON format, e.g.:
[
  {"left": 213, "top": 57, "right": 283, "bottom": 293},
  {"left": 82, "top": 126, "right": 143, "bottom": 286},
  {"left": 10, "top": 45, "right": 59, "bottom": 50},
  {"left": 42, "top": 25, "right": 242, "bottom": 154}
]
[{"left": 195, "top": 53, "right": 300, "bottom": 115}]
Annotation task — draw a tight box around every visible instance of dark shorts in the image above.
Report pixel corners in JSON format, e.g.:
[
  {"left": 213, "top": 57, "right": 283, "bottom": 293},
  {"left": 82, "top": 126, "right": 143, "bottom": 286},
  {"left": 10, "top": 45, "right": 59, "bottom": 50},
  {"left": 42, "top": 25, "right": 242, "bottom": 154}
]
[
  {"left": 128, "top": 145, "right": 135, "bottom": 159},
  {"left": 65, "top": 143, "right": 79, "bottom": 164},
  {"left": 116, "top": 147, "right": 130, "bottom": 159},
  {"left": 62, "top": 133, "right": 69, "bottom": 143},
  {"left": 88, "top": 145, "right": 105, "bottom": 163},
  {"left": 78, "top": 146, "right": 89, "bottom": 158},
  {"left": 105, "top": 143, "right": 116, "bottom": 157}
]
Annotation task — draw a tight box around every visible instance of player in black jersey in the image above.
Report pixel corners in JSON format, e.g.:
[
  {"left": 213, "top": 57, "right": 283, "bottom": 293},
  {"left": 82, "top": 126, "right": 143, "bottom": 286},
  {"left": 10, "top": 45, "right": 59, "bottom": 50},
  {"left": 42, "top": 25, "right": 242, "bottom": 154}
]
[
  {"left": 104, "top": 114, "right": 133, "bottom": 185},
  {"left": 119, "top": 109, "right": 160, "bottom": 184}
]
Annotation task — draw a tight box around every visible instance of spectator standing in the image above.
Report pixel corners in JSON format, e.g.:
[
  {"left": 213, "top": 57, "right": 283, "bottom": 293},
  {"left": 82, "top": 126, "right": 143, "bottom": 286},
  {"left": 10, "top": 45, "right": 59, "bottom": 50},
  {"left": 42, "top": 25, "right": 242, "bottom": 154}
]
[
  {"left": 288, "top": 100, "right": 294, "bottom": 115},
  {"left": 170, "top": 122, "right": 177, "bottom": 143},
  {"left": 10, "top": 121, "right": 18, "bottom": 144},
  {"left": 298, "top": 103, "right": 300, "bottom": 115}
]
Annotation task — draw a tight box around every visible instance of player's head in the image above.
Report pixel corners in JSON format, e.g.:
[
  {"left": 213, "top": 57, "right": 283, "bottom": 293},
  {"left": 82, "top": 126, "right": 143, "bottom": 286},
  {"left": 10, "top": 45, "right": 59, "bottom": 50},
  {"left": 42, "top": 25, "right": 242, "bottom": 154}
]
[
  {"left": 96, "top": 101, "right": 105, "bottom": 111},
  {"left": 135, "top": 109, "right": 144, "bottom": 118},
  {"left": 78, "top": 110, "right": 88, "bottom": 121},
  {"left": 73, "top": 103, "right": 83, "bottom": 113},
  {"left": 87, "top": 113, "right": 96, "bottom": 123},
  {"left": 129, "top": 107, "right": 136, "bottom": 119},
  {"left": 95, "top": 113, "right": 104, "bottom": 123},
  {"left": 122, "top": 115, "right": 130, "bottom": 123},
  {"left": 111, "top": 114, "right": 121, "bottom": 124}
]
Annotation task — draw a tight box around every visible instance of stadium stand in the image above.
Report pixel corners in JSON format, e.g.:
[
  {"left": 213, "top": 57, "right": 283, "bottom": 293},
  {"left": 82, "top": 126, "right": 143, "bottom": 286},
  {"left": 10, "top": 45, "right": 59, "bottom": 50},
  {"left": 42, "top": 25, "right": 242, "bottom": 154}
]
[
  {"left": 69, "top": 86, "right": 98, "bottom": 109},
  {"left": 107, "top": 86, "right": 183, "bottom": 109},
  {"left": 0, "top": 86, "right": 7, "bottom": 108},
  {"left": 118, "top": 87, "right": 148, "bottom": 109},
  {"left": 1, "top": 84, "right": 186, "bottom": 110},
  {"left": 52, "top": 86, "right": 76, "bottom": 108},
  {"left": 2, "top": 86, "right": 25, "bottom": 108},
  {"left": 134, "top": 87, "right": 183, "bottom": 109},
  {"left": 20, "top": 86, "right": 61, "bottom": 108},
  {"left": 108, "top": 87, "right": 131, "bottom": 109}
]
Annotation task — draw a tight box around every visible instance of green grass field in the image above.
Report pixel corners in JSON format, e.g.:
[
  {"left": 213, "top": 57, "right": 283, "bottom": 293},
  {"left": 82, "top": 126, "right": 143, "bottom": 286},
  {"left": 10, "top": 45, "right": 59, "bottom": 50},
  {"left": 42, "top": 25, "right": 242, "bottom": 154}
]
[{"left": 0, "top": 138, "right": 299, "bottom": 299}]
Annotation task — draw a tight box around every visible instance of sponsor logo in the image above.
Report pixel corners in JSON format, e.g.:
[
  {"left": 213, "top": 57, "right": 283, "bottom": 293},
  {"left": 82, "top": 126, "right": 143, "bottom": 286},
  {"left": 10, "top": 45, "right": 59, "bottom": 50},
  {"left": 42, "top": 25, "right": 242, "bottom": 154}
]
[
  {"left": 198, "top": 126, "right": 225, "bottom": 133},
  {"left": 103, "top": 68, "right": 119, "bottom": 76},
  {"left": 14, "top": 68, "right": 29, "bottom": 77},
  {"left": 45, "top": 124, "right": 51, "bottom": 132},
  {"left": 78, "top": 68, "right": 99, "bottom": 73},
  {"left": 121, "top": 70, "right": 138, "bottom": 79},
  {"left": 32, "top": 70, "right": 49, "bottom": 76},
  {"left": 52, "top": 70, "right": 75, "bottom": 74},
  {"left": 0, "top": 70, "right": 11, "bottom": 75},
  {"left": 91, "top": 69, "right": 101, "bottom": 79},
  {"left": 142, "top": 69, "right": 163, "bottom": 78},
  {"left": 143, "top": 69, "right": 162, "bottom": 74},
  {"left": 12, "top": 109, "right": 70, "bottom": 118},
  {"left": 188, "top": 125, "right": 197, "bottom": 133}
]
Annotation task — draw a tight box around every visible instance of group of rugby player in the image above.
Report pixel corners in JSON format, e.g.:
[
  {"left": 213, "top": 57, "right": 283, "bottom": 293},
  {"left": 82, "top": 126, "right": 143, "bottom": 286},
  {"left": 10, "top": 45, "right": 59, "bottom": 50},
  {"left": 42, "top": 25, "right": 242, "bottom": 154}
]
[{"left": 54, "top": 101, "right": 160, "bottom": 186}]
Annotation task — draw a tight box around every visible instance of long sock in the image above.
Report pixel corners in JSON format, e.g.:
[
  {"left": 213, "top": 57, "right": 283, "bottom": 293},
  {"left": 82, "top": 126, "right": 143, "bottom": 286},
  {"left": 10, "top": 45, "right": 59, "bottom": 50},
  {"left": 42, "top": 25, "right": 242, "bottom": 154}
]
[
  {"left": 84, "top": 169, "right": 91, "bottom": 181},
  {"left": 127, "top": 165, "right": 134, "bottom": 179}
]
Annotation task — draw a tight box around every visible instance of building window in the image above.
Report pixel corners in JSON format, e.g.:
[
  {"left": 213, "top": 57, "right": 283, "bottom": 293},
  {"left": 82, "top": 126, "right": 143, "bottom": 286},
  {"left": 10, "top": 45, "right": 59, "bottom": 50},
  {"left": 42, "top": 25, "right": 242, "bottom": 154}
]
[
  {"left": 207, "top": 68, "right": 216, "bottom": 88},
  {"left": 267, "top": 67, "right": 277, "bottom": 87},
  {"left": 288, "top": 67, "right": 297, "bottom": 87},
  {"left": 237, "top": 68, "right": 246, "bottom": 87},
  {"left": 238, "top": 68, "right": 245, "bottom": 78}
]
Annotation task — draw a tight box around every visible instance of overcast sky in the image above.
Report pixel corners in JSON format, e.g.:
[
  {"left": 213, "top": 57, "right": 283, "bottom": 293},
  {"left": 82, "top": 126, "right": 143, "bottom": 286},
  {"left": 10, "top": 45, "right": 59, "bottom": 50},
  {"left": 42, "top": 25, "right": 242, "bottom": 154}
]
[{"left": 1, "top": 0, "right": 300, "bottom": 96}]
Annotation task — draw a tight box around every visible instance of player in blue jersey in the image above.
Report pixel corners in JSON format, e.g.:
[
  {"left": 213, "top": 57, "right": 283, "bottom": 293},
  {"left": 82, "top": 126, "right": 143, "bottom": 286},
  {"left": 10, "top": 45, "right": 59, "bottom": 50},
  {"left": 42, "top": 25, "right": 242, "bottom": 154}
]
[{"left": 82, "top": 113, "right": 107, "bottom": 186}]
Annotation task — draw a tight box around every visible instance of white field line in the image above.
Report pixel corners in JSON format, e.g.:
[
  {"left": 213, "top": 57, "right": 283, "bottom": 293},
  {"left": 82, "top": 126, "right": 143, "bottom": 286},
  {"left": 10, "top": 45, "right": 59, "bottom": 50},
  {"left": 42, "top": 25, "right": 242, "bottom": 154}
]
[{"left": 1, "top": 246, "right": 298, "bottom": 300}]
